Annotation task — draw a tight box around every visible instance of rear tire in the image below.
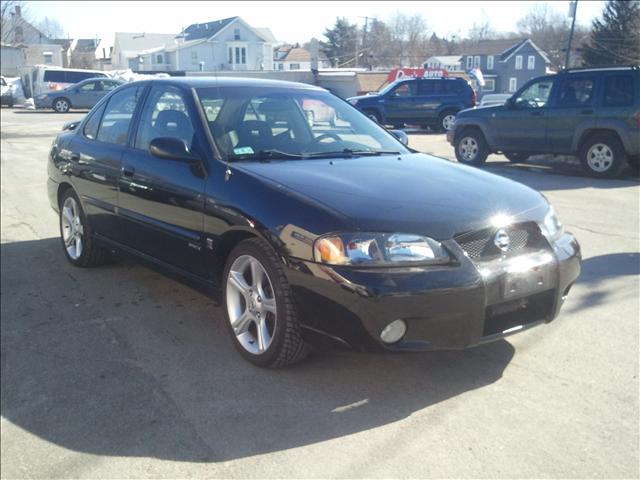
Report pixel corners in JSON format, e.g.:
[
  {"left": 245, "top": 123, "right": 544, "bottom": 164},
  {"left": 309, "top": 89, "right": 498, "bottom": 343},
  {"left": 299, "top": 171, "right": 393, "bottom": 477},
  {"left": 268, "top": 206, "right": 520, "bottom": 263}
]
[
  {"left": 222, "top": 238, "right": 309, "bottom": 368},
  {"left": 53, "top": 97, "right": 70, "bottom": 113},
  {"left": 364, "top": 109, "right": 382, "bottom": 124},
  {"left": 59, "top": 189, "right": 111, "bottom": 267},
  {"left": 455, "top": 128, "right": 489, "bottom": 166},
  {"left": 504, "top": 152, "right": 530, "bottom": 163},
  {"left": 579, "top": 133, "right": 626, "bottom": 179},
  {"left": 438, "top": 110, "right": 457, "bottom": 132}
]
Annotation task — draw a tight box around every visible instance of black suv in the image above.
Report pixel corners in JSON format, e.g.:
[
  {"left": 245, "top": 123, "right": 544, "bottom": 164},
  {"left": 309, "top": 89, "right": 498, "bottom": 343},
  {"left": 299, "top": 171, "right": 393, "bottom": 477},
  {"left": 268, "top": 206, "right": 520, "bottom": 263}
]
[
  {"left": 449, "top": 66, "right": 640, "bottom": 178},
  {"left": 348, "top": 77, "right": 476, "bottom": 131}
]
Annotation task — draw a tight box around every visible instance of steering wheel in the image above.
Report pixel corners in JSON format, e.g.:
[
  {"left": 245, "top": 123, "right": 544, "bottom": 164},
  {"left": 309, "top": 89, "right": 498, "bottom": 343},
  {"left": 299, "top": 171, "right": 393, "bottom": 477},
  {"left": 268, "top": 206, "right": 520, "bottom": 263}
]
[{"left": 307, "top": 133, "right": 341, "bottom": 148}]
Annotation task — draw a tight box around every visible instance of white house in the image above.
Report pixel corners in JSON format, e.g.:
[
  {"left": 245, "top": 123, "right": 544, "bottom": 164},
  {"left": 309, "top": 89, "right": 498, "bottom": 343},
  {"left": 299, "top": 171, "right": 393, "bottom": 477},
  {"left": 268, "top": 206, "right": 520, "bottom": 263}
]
[
  {"left": 423, "top": 55, "right": 463, "bottom": 72},
  {"left": 274, "top": 46, "right": 331, "bottom": 71},
  {"left": 111, "top": 32, "right": 177, "bottom": 70}
]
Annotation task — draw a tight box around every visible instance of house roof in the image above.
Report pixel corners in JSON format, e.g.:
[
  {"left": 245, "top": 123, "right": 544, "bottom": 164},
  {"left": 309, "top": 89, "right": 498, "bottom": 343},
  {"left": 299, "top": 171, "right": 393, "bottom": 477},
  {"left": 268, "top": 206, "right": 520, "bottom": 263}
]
[
  {"left": 281, "top": 48, "right": 311, "bottom": 62},
  {"left": 184, "top": 16, "right": 238, "bottom": 41},
  {"left": 50, "top": 38, "right": 73, "bottom": 50},
  {"left": 425, "top": 55, "right": 462, "bottom": 64},
  {"left": 114, "top": 32, "right": 177, "bottom": 55},
  {"left": 254, "top": 27, "right": 277, "bottom": 44},
  {"left": 458, "top": 38, "right": 527, "bottom": 56}
]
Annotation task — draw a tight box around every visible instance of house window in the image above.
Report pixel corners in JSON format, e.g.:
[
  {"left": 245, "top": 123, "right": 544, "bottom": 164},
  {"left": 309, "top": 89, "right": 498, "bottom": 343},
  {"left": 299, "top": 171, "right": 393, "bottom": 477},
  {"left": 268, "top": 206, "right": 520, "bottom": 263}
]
[
  {"left": 234, "top": 47, "right": 246, "bottom": 64},
  {"left": 487, "top": 55, "right": 494, "bottom": 70},
  {"left": 191, "top": 51, "right": 198, "bottom": 64},
  {"left": 43, "top": 52, "right": 53, "bottom": 64},
  {"left": 515, "top": 55, "right": 523, "bottom": 70},
  {"left": 466, "top": 56, "right": 473, "bottom": 70},
  {"left": 509, "top": 77, "right": 517, "bottom": 92},
  {"left": 156, "top": 54, "right": 163, "bottom": 64},
  {"left": 241, "top": 47, "right": 246, "bottom": 64},
  {"left": 289, "top": 63, "right": 300, "bottom": 70},
  {"left": 473, "top": 56, "right": 481, "bottom": 68},
  {"left": 482, "top": 79, "right": 495, "bottom": 92},
  {"left": 164, "top": 53, "right": 170, "bottom": 64},
  {"left": 528, "top": 55, "right": 535, "bottom": 70},
  {"left": 278, "top": 63, "right": 284, "bottom": 71},
  {"left": 234, "top": 28, "right": 240, "bottom": 41},
  {"left": 228, "top": 47, "right": 233, "bottom": 64},
  {"left": 15, "top": 26, "right": 23, "bottom": 43}
]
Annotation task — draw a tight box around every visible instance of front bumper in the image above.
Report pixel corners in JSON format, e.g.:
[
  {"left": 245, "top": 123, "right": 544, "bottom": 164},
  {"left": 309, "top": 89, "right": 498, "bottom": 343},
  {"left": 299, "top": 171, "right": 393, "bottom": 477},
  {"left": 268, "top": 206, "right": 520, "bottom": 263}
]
[{"left": 286, "top": 233, "right": 581, "bottom": 352}]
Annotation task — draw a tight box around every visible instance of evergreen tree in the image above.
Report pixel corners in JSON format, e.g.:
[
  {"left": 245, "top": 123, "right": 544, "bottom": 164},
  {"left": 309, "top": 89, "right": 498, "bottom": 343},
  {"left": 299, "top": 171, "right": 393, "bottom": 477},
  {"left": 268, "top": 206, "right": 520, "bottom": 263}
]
[
  {"left": 322, "top": 17, "right": 358, "bottom": 67},
  {"left": 582, "top": 0, "right": 640, "bottom": 66}
]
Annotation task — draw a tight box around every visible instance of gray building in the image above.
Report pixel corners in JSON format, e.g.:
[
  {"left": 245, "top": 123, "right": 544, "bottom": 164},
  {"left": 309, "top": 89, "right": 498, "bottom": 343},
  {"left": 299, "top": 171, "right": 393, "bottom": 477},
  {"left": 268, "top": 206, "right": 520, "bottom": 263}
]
[
  {"left": 0, "top": 44, "right": 27, "bottom": 76},
  {"left": 457, "top": 38, "right": 550, "bottom": 97}
]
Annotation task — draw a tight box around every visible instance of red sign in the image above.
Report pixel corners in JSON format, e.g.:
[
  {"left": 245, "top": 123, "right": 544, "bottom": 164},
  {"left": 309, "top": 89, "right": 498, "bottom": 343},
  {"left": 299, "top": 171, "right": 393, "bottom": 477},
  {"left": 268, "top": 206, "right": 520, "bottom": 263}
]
[{"left": 387, "top": 68, "right": 448, "bottom": 83}]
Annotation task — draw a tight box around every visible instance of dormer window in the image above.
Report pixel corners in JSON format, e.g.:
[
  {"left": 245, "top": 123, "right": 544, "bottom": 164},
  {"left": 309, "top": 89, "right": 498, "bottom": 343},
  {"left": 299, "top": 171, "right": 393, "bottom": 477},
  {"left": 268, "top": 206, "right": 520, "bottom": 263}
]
[{"left": 234, "top": 28, "right": 240, "bottom": 41}]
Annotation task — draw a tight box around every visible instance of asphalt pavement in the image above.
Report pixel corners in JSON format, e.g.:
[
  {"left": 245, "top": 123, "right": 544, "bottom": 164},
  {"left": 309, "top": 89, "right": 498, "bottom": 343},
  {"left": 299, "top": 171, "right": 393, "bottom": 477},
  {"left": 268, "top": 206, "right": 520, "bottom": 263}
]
[{"left": 1, "top": 109, "right": 638, "bottom": 478}]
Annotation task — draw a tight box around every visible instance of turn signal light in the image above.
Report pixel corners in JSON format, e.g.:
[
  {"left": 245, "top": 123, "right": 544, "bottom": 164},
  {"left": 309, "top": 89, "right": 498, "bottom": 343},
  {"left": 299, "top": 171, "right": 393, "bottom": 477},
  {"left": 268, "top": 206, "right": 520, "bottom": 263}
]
[{"left": 314, "top": 237, "right": 346, "bottom": 264}]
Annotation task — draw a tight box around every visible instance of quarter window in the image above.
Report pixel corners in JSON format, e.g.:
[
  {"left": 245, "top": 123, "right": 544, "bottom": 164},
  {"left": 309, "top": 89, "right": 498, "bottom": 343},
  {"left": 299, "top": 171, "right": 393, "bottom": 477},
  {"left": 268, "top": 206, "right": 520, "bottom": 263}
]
[
  {"left": 135, "top": 87, "right": 195, "bottom": 151},
  {"left": 96, "top": 86, "right": 142, "bottom": 145},
  {"left": 515, "top": 55, "right": 523, "bottom": 70},
  {"left": 556, "top": 76, "right": 596, "bottom": 107},
  {"left": 83, "top": 102, "right": 106, "bottom": 140},
  {"left": 603, "top": 74, "right": 634, "bottom": 107}
]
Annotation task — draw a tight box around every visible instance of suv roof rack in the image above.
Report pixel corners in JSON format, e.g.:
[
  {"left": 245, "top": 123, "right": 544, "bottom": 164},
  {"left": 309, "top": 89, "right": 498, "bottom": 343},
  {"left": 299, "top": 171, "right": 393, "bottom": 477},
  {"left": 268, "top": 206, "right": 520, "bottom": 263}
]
[{"left": 559, "top": 65, "right": 639, "bottom": 74}]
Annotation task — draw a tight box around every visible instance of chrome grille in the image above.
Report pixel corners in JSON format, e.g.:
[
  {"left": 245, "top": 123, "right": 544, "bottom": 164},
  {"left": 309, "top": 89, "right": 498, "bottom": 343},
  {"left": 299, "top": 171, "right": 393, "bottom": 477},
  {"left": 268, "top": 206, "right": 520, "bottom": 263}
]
[{"left": 455, "top": 223, "right": 541, "bottom": 261}]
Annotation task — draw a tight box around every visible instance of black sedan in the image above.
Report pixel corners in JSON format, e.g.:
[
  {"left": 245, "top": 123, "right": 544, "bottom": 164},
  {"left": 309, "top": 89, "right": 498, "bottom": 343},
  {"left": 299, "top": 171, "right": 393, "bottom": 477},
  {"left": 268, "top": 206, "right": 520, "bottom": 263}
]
[{"left": 47, "top": 78, "right": 581, "bottom": 367}]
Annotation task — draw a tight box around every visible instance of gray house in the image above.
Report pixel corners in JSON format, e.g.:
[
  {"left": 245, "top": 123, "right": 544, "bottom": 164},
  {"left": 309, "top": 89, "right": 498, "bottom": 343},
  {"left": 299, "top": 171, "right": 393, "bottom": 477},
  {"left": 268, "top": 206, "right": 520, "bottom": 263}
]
[{"left": 458, "top": 38, "right": 550, "bottom": 97}]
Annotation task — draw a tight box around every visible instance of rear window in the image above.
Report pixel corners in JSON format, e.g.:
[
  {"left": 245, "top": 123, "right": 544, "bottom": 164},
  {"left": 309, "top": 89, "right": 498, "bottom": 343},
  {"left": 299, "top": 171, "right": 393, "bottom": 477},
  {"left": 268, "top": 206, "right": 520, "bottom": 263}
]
[{"left": 603, "top": 74, "right": 635, "bottom": 107}]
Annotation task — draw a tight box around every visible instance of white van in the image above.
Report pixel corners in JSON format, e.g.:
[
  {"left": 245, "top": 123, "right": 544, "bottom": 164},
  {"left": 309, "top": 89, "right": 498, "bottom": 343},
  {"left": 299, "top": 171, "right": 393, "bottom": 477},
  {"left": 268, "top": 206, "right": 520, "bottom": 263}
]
[{"left": 19, "top": 65, "right": 108, "bottom": 98}]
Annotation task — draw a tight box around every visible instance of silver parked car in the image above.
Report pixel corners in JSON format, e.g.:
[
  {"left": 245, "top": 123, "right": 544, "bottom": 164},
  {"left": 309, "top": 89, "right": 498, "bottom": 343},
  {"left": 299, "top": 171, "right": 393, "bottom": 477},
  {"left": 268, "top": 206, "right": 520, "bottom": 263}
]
[{"left": 35, "top": 77, "right": 124, "bottom": 112}]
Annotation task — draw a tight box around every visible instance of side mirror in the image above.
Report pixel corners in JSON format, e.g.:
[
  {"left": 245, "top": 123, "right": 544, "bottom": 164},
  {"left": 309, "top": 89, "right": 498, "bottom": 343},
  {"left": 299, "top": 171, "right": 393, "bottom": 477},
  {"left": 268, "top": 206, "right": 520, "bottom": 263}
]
[
  {"left": 62, "top": 121, "right": 79, "bottom": 131},
  {"left": 505, "top": 97, "right": 514, "bottom": 109},
  {"left": 388, "top": 129, "right": 409, "bottom": 146},
  {"left": 149, "top": 137, "right": 199, "bottom": 162}
]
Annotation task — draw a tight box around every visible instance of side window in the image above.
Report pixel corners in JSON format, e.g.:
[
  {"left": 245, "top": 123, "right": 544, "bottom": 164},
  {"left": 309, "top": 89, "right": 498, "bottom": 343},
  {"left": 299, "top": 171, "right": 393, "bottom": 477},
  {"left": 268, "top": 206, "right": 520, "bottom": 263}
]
[
  {"left": 96, "top": 86, "right": 142, "bottom": 145},
  {"left": 514, "top": 79, "right": 553, "bottom": 108},
  {"left": 79, "top": 81, "right": 96, "bottom": 92},
  {"left": 134, "top": 87, "right": 195, "bottom": 151},
  {"left": 603, "top": 74, "right": 634, "bottom": 107},
  {"left": 83, "top": 102, "right": 106, "bottom": 140},
  {"left": 391, "top": 82, "right": 415, "bottom": 97},
  {"left": 417, "top": 81, "right": 435, "bottom": 95},
  {"left": 102, "top": 81, "right": 120, "bottom": 92},
  {"left": 556, "top": 76, "right": 596, "bottom": 107}
]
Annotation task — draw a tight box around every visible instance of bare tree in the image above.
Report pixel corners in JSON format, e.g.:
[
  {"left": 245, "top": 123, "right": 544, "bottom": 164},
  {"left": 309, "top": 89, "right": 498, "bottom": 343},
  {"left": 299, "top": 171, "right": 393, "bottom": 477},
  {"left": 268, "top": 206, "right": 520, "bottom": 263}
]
[
  {"left": 36, "top": 16, "right": 65, "bottom": 39},
  {"left": 468, "top": 11, "right": 496, "bottom": 41},
  {"left": 1, "top": 0, "right": 26, "bottom": 43}
]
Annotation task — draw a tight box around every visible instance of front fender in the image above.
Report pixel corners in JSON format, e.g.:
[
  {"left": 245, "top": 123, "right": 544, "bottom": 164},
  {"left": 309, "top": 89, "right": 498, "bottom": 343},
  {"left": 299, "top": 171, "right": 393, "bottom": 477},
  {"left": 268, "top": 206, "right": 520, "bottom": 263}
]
[{"left": 453, "top": 117, "right": 496, "bottom": 148}]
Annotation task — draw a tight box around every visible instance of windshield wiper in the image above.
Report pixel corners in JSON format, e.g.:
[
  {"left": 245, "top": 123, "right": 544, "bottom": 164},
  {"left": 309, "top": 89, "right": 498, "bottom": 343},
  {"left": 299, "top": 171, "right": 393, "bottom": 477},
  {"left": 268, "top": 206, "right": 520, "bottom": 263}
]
[
  {"left": 304, "top": 149, "right": 401, "bottom": 158},
  {"left": 227, "top": 149, "right": 307, "bottom": 162}
]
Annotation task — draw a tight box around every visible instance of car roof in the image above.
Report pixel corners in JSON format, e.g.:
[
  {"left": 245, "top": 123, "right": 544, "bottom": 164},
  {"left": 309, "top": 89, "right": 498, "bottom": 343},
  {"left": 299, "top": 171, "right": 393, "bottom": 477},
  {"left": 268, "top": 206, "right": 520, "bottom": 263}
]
[
  {"left": 559, "top": 65, "right": 639, "bottom": 75},
  {"left": 122, "top": 76, "right": 326, "bottom": 91}
]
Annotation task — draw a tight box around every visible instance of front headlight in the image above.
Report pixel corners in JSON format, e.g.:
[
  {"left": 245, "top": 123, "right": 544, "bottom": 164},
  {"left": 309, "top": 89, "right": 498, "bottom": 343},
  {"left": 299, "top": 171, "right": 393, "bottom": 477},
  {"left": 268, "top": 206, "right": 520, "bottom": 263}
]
[
  {"left": 540, "top": 206, "right": 564, "bottom": 242},
  {"left": 313, "top": 232, "right": 449, "bottom": 266}
]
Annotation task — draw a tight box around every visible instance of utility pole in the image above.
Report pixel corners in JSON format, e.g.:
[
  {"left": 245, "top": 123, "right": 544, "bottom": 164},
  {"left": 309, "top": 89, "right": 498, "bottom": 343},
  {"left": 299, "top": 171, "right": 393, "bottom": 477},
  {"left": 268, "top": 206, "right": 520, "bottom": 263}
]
[
  {"left": 565, "top": 0, "right": 578, "bottom": 69},
  {"left": 359, "top": 16, "right": 373, "bottom": 70}
]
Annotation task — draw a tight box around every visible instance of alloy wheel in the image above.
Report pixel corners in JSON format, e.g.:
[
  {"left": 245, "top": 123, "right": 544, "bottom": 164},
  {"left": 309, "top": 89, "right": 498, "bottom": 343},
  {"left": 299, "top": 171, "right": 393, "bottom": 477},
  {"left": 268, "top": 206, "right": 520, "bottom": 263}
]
[
  {"left": 442, "top": 114, "right": 456, "bottom": 130},
  {"left": 587, "top": 143, "right": 614, "bottom": 172},
  {"left": 459, "top": 136, "right": 479, "bottom": 161},
  {"left": 61, "top": 196, "right": 84, "bottom": 260},
  {"left": 226, "top": 254, "right": 277, "bottom": 355},
  {"left": 55, "top": 99, "right": 69, "bottom": 113}
]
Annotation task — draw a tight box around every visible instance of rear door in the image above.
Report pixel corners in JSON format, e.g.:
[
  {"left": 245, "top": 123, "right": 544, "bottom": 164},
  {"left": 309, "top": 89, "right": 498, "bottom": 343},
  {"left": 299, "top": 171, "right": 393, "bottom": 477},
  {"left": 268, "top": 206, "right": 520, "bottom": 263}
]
[
  {"left": 598, "top": 71, "right": 638, "bottom": 148},
  {"left": 414, "top": 79, "right": 441, "bottom": 122},
  {"left": 118, "top": 85, "right": 208, "bottom": 276},
  {"left": 63, "top": 84, "right": 145, "bottom": 242},
  {"left": 545, "top": 73, "right": 599, "bottom": 153}
]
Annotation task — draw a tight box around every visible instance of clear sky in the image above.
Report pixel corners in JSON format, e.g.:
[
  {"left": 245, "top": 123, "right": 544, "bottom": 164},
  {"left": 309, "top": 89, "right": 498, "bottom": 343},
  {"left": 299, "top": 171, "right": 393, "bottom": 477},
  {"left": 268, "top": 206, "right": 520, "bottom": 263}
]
[{"left": 25, "top": 0, "right": 605, "bottom": 48}]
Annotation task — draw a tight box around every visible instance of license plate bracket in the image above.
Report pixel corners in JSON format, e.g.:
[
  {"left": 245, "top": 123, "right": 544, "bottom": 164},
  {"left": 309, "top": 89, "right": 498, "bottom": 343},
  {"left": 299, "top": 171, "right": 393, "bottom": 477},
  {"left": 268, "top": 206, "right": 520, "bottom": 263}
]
[{"left": 502, "top": 264, "right": 552, "bottom": 300}]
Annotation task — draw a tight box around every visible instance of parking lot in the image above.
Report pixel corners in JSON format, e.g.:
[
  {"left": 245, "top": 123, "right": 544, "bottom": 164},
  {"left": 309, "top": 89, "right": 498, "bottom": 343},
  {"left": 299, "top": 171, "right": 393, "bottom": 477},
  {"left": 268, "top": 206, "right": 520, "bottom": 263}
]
[{"left": 1, "top": 109, "right": 638, "bottom": 478}]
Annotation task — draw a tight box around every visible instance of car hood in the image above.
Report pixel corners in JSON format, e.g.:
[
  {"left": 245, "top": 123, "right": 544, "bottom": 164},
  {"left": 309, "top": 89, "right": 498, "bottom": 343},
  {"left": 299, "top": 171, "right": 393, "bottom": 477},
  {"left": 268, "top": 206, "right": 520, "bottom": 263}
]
[
  {"left": 458, "top": 104, "right": 505, "bottom": 117},
  {"left": 233, "top": 153, "right": 548, "bottom": 240},
  {"left": 348, "top": 94, "right": 380, "bottom": 102}
]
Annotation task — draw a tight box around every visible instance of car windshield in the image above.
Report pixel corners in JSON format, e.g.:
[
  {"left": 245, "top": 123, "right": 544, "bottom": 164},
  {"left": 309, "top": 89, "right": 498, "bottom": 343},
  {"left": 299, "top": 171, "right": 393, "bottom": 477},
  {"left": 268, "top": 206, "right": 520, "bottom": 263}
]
[{"left": 196, "top": 86, "right": 408, "bottom": 161}]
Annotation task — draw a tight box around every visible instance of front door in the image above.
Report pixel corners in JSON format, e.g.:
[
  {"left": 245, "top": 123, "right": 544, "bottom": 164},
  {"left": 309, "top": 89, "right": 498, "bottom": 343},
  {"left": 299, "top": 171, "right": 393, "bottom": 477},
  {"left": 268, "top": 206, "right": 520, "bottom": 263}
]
[
  {"left": 118, "top": 85, "right": 208, "bottom": 276},
  {"left": 383, "top": 81, "right": 417, "bottom": 124},
  {"left": 546, "top": 74, "right": 599, "bottom": 153},
  {"left": 489, "top": 77, "right": 554, "bottom": 152},
  {"left": 74, "top": 80, "right": 100, "bottom": 109}
]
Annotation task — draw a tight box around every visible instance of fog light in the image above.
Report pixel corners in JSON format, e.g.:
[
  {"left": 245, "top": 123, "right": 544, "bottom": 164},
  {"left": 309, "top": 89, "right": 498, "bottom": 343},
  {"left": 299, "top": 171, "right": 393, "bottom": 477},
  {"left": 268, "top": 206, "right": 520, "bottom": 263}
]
[{"left": 380, "top": 319, "right": 407, "bottom": 344}]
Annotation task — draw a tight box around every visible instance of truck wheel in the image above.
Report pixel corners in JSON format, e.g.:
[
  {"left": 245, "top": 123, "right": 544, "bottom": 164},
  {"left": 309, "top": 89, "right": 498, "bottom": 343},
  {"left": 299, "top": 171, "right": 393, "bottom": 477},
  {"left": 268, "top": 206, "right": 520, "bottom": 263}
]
[
  {"left": 364, "top": 109, "right": 381, "bottom": 124},
  {"left": 579, "top": 133, "right": 626, "bottom": 179},
  {"left": 223, "top": 237, "right": 309, "bottom": 368},
  {"left": 504, "top": 152, "right": 530, "bottom": 163},
  {"left": 438, "top": 110, "right": 457, "bottom": 132},
  {"left": 455, "top": 129, "right": 489, "bottom": 166}
]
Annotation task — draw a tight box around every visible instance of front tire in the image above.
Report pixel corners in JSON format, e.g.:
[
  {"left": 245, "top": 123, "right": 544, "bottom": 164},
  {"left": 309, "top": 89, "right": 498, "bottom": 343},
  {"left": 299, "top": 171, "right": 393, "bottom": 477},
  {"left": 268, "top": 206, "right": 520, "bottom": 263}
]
[
  {"left": 53, "top": 97, "right": 70, "bottom": 113},
  {"left": 455, "top": 128, "right": 489, "bottom": 166},
  {"left": 59, "top": 189, "right": 111, "bottom": 267},
  {"left": 222, "top": 238, "right": 308, "bottom": 368},
  {"left": 579, "top": 133, "right": 626, "bottom": 178}
]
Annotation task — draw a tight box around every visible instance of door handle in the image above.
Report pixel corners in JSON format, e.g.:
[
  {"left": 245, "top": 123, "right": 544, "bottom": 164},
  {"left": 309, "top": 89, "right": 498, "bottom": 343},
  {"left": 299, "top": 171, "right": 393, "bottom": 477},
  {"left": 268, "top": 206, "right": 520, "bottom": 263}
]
[
  {"left": 581, "top": 109, "right": 594, "bottom": 115},
  {"left": 121, "top": 166, "right": 135, "bottom": 178}
]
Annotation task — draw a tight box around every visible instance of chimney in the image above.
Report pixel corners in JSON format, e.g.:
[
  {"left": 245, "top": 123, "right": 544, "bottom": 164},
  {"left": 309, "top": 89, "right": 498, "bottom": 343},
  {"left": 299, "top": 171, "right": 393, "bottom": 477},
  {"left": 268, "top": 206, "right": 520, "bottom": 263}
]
[{"left": 15, "top": 5, "right": 21, "bottom": 16}]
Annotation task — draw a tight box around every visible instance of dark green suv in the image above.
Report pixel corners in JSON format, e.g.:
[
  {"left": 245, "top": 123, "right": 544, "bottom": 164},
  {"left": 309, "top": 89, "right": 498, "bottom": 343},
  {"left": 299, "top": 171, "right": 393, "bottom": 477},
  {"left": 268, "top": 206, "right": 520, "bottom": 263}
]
[{"left": 448, "top": 66, "right": 640, "bottom": 178}]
